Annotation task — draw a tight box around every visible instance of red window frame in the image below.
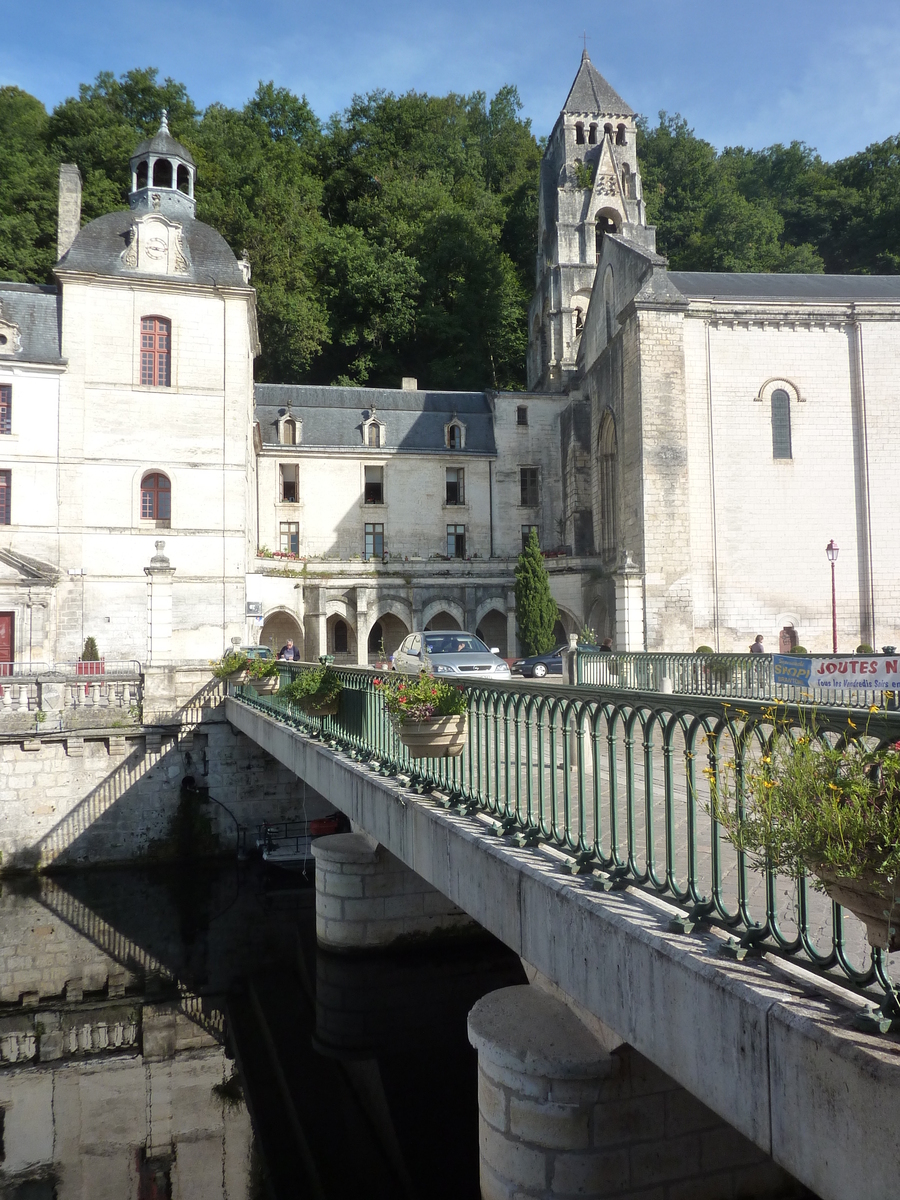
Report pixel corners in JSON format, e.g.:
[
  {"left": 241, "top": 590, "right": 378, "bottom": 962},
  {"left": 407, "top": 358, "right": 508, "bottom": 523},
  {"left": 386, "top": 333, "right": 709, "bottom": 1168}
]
[
  {"left": 0, "top": 470, "right": 9, "bottom": 524},
  {"left": 141, "top": 472, "right": 171, "bottom": 520},
  {"left": 140, "top": 317, "right": 171, "bottom": 387},
  {"left": 0, "top": 386, "right": 10, "bottom": 435}
]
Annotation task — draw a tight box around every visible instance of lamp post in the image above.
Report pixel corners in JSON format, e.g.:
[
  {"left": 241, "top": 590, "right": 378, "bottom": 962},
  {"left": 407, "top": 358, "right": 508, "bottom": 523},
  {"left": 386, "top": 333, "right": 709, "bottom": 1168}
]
[{"left": 826, "top": 540, "right": 839, "bottom": 654}]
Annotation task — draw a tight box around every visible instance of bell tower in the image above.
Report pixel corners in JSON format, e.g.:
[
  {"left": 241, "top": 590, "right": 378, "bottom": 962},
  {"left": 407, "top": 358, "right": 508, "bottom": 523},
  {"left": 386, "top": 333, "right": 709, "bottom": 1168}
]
[
  {"left": 527, "top": 53, "right": 654, "bottom": 391},
  {"left": 129, "top": 111, "right": 197, "bottom": 221}
]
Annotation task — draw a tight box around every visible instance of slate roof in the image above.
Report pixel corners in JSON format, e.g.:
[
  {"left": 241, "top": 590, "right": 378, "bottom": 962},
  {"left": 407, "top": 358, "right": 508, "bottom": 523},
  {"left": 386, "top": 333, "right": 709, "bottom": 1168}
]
[
  {"left": 563, "top": 52, "right": 634, "bottom": 116},
  {"left": 56, "top": 211, "right": 245, "bottom": 287},
  {"left": 255, "top": 384, "right": 497, "bottom": 454},
  {"left": 0, "top": 283, "right": 62, "bottom": 364},
  {"left": 668, "top": 272, "right": 900, "bottom": 302},
  {"left": 132, "top": 115, "right": 195, "bottom": 166}
]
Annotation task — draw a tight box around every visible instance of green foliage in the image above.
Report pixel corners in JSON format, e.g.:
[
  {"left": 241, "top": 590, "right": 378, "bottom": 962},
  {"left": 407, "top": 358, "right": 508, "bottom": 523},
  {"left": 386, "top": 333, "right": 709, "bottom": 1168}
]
[
  {"left": 81, "top": 637, "right": 99, "bottom": 661},
  {"left": 791, "top": 646, "right": 809, "bottom": 655},
  {"left": 209, "top": 650, "right": 249, "bottom": 678},
  {"left": 857, "top": 644, "right": 875, "bottom": 654},
  {"left": 515, "top": 529, "right": 558, "bottom": 656},
  {"left": 710, "top": 719, "right": 900, "bottom": 884},
  {"left": 695, "top": 645, "right": 714, "bottom": 654},
  {"left": 280, "top": 664, "right": 342, "bottom": 704},
  {"left": 247, "top": 657, "right": 279, "bottom": 680},
  {"left": 572, "top": 159, "right": 595, "bottom": 189},
  {"left": 374, "top": 671, "right": 467, "bottom": 722}
]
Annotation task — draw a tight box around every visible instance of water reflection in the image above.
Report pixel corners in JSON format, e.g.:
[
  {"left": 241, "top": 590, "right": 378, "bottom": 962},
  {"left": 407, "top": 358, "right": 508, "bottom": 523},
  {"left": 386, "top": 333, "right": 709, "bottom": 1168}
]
[{"left": 0, "top": 864, "right": 524, "bottom": 1199}]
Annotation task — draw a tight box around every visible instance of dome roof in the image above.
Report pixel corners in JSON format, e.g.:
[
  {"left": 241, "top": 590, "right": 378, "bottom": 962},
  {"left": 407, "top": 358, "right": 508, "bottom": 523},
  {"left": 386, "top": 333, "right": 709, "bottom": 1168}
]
[{"left": 131, "top": 111, "right": 195, "bottom": 167}]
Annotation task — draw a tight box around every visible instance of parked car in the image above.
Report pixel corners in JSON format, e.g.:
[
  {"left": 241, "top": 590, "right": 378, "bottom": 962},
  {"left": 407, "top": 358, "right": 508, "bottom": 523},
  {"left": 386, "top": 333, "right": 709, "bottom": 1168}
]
[
  {"left": 513, "top": 643, "right": 603, "bottom": 678},
  {"left": 241, "top": 645, "right": 274, "bottom": 660},
  {"left": 392, "top": 631, "right": 511, "bottom": 679}
]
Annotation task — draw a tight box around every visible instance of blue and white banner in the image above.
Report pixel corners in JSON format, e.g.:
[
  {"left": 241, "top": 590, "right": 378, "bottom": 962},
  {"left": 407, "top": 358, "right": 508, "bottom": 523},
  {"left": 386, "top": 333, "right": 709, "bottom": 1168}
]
[{"left": 774, "top": 654, "right": 900, "bottom": 690}]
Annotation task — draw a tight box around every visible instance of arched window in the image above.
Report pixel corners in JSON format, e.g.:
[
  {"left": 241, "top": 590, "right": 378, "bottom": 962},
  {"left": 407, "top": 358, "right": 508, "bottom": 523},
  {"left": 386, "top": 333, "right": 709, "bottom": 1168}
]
[
  {"left": 589, "top": 123, "right": 598, "bottom": 144},
  {"left": 282, "top": 417, "right": 296, "bottom": 445},
  {"left": 447, "top": 423, "right": 462, "bottom": 450},
  {"left": 140, "top": 317, "right": 171, "bottom": 386},
  {"left": 334, "top": 620, "right": 348, "bottom": 654},
  {"left": 616, "top": 124, "right": 627, "bottom": 146},
  {"left": 176, "top": 164, "right": 191, "bottom": 194},
  {"left": 604, "top": 123, "right": 613, "bottom": 138},
  {"left": 595, "top": 212, "right": 620, "bottom": 259},
  {"left": 771, "top": 389, "right": 792, "bottom": 459},
  {"left": 367, "top": 422, "right": 381, "bottom": 449},
  {"left": 141, "top": 472, "right": 171, "bottom": 521},
  {"left": 575, "top": 122, "right": 585, "bottom": 145},
  {"left": 152, "top": 159, "right": 173, "bottom": 188},
  {"left": 598, "top": 413, "right": 617, "bottom": 556},
  {"left": 136, "top": 161, "right": 149, "bottom": 189},
  {"left": 622, "top": 163, "right": 634, "bottom": 199},
  {"left": 574, "top": 307, "right": 584, "bottom": 337}
]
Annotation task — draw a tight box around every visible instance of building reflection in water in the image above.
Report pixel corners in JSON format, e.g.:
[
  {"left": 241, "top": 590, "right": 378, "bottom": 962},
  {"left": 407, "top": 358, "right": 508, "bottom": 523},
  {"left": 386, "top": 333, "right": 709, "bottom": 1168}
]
[{"left": 0, "top": 864, "right": 524, "bottom": 1199}]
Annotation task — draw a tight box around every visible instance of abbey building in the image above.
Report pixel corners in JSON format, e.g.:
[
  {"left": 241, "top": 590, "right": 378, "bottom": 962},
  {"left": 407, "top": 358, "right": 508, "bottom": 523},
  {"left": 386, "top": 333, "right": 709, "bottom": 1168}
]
[{"left": 1, "top": 57, "right": 899, "bottom": 669}]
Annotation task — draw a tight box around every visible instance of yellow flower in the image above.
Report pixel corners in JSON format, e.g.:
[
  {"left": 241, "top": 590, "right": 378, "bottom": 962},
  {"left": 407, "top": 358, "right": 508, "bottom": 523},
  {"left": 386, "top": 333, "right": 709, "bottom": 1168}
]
[
  {"left": 761, "top": 755, "right": 771, "bottom": 764},
  {"left": 869, "top": 704, "right": 880, "bottom": 712},
  {"left": 847, "top": 718, "right": 857, "bottom": 729}
]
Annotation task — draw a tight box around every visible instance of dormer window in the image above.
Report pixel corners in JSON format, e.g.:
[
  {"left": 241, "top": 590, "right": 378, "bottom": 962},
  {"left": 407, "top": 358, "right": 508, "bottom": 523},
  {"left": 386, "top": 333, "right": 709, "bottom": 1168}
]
[
  {"left": 279, "top": 415, "right": 299, "bottom": 445},
  {"left": 362, "top": 413, "right": 384, "bottom": 448},
  {"left": 445, "top": 419, "right": 466, "bottom": 450}
]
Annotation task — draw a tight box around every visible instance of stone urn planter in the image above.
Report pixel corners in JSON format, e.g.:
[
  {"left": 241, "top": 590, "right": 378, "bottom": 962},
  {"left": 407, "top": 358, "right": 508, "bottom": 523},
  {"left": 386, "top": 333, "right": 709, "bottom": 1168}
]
[
  {"left": 813, "top": 865, "right": 900, "bottom": 951},
  {"left": 395, "top": 714, "right": 467, "bottom": 759},
  {"left": 250, "top": 675, "right": 280, "bottom": 695},
  {"left": 225, "top": 667, "right": 249, "bottom": 685}
]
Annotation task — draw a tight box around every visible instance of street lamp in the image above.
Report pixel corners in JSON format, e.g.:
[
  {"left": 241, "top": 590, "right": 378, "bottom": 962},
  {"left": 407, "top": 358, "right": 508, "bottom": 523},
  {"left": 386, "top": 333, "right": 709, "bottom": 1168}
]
[{"left": 826, "top": 540, "right": 839, "bottom": 654}]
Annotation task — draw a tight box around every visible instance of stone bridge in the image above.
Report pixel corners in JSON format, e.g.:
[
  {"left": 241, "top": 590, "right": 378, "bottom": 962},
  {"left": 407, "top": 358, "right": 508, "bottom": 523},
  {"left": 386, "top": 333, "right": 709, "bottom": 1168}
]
[{"left": 227, "top": 693, "right": 900, "bottom": 1200}]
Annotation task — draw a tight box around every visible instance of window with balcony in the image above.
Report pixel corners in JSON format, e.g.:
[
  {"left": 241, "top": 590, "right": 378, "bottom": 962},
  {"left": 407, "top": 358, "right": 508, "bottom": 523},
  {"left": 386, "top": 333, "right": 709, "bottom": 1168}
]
[
  {"left": 280, "top": 521, "right": 299, "bottom": 555},
  {"left": 365, "top": 522, "right": 384, "bottom": 560},
  {"left": 140, "top": 316, "right": 171, "bottom": 387},
  {"left": 520, "top": 467, "right": 539, "bottom": 507},
  {"left": 447, "top": 524, "right": 466, "bottom": 558},
  {"left": 364, "top": 465, "right": 384, "bottom": 504},
  {"left": 445, "top": 467, "right": 465, "bottom": 505}
]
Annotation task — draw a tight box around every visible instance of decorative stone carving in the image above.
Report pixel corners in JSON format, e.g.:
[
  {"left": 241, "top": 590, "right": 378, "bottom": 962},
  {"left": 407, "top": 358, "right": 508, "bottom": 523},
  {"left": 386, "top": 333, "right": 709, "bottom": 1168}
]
[
  {"left": 0, "top": 305, "right": 22, "bottom": 355},
  {"left": 595, "top": 174, "right": 617, "bottom": 196},
  {"left": 121, "top": 215, "right": 190, "bottom": 275}
]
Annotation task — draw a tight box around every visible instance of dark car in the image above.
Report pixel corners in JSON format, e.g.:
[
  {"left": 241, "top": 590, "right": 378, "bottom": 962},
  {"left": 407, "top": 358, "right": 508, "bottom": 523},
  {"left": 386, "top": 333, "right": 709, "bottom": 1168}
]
[{"left": 512, "top": 643, "right": 603, "bottom": 678}]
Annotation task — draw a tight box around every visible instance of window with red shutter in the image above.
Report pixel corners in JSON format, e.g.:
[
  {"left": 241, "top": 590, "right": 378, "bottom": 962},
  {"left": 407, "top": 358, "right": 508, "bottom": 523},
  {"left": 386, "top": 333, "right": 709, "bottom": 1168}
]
[{"left": 140, "top": 317, "right": 171, "bottom": 387}]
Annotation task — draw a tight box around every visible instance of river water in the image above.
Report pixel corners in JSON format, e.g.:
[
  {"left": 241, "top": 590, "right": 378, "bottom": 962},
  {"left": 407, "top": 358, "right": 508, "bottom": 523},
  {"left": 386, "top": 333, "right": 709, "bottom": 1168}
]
[{"left": 0, "top": 861, "right": 526, "bottom": 1198}]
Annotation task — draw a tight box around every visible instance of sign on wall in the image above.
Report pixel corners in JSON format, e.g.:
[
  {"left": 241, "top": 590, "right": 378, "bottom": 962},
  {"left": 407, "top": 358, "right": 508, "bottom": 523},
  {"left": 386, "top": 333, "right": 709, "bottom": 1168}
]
[{"left": 773, "top": 654, "right": 900, "bottom": 690}]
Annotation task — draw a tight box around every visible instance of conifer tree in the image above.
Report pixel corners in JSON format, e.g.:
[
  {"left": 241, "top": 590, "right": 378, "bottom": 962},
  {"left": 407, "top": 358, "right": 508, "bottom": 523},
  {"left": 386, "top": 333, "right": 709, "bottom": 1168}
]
[{"left": 514, "top": 530, "right": 558, "bottom": 656}]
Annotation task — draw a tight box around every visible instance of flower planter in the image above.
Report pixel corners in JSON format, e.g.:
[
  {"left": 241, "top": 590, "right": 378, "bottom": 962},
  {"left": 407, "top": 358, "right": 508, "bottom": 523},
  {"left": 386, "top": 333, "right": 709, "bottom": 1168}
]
[
  {"left": 250, "top": 675, "right": 280, "bottom": 695},
  {"left": 395, "top": 714, "right": 467, "bottom": 759},
  {"left": 76, "top": 659, "right": 105, "bottom": 677},
  {"left": 224, "top": 668, "right": 249, "bottom": 685},
  {"left": 814, "top": 865, "right": 900, "bottom": 951},
  {"left": 298, "top": 695, "right": 340, "bottom": 717}
]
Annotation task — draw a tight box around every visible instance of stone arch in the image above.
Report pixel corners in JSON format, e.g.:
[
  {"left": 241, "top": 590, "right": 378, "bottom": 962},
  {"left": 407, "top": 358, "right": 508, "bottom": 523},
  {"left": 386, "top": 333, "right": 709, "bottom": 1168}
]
[
  {"left": 554, "top": 606, "right": 578, "bottom": 641},
  {"left": 475, "top": 608, "right": 508, "bottom": 656},
  {"left": 370, "top": 598, "right": 413, "bottom": 630},
  {"left": 367, "top": 612, "right": 408, "bottom": 659},
  {"left": 755, "top": 378, "right": 803, "bottom": 405},
  {"left": 597, "top": 408, "right": 618, "bottom": 558},
  {"left": 422, "top": 599, "right": 465, "bottom": 630},
  {"left": 475, "top": 597, "right": 507, "bottom": 629},
  {"left": 327, "top": 613, "right": 356, "bottom": 660},
  {"left": 260, "top": 608, "right": 303, "bottom": 656}
]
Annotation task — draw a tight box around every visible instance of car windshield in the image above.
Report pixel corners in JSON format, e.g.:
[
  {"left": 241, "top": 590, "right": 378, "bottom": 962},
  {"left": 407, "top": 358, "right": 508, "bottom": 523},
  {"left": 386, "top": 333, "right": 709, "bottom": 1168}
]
[{"left": 425, "top": 634, "right": 489, "bottom": 655}]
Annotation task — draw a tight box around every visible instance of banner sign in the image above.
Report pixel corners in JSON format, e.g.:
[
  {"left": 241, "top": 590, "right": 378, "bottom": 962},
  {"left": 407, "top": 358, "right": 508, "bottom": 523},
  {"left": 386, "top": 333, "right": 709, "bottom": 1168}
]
[{"left": 773, "top": 654, "right": 900, "bottom": 690}]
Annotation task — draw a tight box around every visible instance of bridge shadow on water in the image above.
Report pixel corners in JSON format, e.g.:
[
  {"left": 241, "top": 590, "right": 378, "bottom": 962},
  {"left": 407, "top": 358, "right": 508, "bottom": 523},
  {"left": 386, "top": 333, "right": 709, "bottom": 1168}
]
[{"left": 24, "top": 859, "right": 526, "bottom": 1199}]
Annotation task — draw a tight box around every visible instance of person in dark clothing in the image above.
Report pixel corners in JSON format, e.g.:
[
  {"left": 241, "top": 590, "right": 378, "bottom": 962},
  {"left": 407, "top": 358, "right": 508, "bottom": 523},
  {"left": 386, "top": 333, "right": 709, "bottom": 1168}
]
[
  {"left": 599, "top": 638, "right": 613, "bottom": 652},
  {"left": 278, "top": 639, "right": 300, "bottom": 660},
  {"left": 750, "top": 635, "right": 764, "bottom": 653}
]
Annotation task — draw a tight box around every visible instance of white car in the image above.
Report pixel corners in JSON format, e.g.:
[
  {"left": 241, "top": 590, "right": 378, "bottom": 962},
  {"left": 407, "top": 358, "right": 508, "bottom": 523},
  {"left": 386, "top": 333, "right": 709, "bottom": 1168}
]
[{"left": 392, "top": 631, "right": 511, "bottom": 679}]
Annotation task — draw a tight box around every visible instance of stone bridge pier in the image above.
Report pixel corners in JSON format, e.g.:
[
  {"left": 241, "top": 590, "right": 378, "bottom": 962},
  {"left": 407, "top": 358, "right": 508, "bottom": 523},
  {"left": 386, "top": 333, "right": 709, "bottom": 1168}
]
[{"left": 311, "top": 832, "right": 808, "bottom": 1200}]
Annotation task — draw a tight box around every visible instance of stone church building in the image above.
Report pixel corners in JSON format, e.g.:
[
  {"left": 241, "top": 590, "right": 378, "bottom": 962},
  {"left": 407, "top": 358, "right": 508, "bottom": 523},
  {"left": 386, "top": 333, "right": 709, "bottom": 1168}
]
[{"left": 1, "top": 56, "right": 898, "bottom": 668}]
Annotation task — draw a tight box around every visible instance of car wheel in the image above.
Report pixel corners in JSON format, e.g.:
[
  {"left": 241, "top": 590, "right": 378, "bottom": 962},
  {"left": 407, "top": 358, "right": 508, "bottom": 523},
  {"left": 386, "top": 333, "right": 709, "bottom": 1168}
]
[{"left": 533, "top": 662, "right": 548, "bottom": 678}]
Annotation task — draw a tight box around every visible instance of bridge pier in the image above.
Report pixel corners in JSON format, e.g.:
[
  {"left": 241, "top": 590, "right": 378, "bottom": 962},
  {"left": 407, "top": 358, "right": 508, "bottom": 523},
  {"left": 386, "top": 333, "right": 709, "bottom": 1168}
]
[
  {"left": 468, "top": 985, "right": 806, "bottom": 1200},
  {"left": 312, "top": 832, "right": 479, "bottom": 951}
]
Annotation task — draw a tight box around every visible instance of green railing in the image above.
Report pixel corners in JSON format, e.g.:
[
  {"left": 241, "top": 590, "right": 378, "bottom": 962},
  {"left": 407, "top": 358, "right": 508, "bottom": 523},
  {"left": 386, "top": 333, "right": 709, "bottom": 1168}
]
[
  {"left": 578, "top": 650, "right": 898, "bottom": 709},
  {"left": 232, "top": 664, "right": 900, "bottom": 1023}
]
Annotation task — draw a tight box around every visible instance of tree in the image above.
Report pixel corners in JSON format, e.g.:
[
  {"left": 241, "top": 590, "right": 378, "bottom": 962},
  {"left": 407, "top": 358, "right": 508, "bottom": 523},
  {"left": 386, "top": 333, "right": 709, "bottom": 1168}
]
[{"left": 515, "top": 530, "right": 558, "bottom": 656}]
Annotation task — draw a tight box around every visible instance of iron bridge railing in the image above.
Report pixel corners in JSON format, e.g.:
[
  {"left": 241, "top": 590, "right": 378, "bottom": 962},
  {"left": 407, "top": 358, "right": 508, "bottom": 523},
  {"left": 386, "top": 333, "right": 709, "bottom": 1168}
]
[{"left": 232, "top": 662, "right": 900, "bottom": 1024}]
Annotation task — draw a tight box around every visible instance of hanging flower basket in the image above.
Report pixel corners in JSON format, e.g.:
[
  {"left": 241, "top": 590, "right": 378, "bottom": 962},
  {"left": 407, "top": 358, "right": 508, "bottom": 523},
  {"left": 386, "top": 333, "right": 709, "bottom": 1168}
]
[
  {"left": 251, "top": 675, "right": 281, "bottom": 695},
  {"left": 395, "top": 714, "right": 468, "bottom": 759},
  {"left": 298, "top": 695, "right": 340, "bottom": 717},
  {"left": 814, "top": 865, "right": 900, "bottom": 951}
]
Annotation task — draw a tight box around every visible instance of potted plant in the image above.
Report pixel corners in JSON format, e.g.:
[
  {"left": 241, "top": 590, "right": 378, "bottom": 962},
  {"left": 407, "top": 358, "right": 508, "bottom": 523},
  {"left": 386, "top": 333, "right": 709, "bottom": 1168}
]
[
  {"left": 375, "top": 671, "right": 468, "bottom": 759},
  {"left": 77, "top": 637, "right": 105, "bottom": 677},
  {"left": 280, "top": 664, "right": 343, "bottom": 715},
  {"left": 247, "top": 657, "right": 281, "bottom": 694},
  {"left": 210, "top": 650, "right": 250, "bottom": 683},
  {"left": 710, "top": 717, "right": 900, "bottom": 950}
]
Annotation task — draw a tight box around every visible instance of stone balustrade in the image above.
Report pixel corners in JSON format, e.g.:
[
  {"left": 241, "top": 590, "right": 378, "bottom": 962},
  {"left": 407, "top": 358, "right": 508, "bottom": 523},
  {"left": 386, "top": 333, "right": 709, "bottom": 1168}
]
[{"left": 0, "top": 664, "right": 143, "bottom": 732}]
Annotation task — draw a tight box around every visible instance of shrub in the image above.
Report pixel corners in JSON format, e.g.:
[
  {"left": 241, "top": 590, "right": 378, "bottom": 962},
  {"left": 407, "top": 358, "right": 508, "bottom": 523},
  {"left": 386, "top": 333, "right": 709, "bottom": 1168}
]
[
  {"left": 280, "top": 664, "right": 342, "bottom": 705},
  {"left": 515, "top": 529, "right": 558, "bottom": 656},
  {"left": 791, "top": 645, "right": 809, "bottom": 655},
  {"left": 374, "top": 671, "right": 467, "bottom": 723},
  {"left": 695, "top": 645, "right": 714, "bottom": 654},
  {"left": 209, "top": 650, "right": 249, "bottom": 679},
  {"left": 81, "top": 636, "right": 100, "bottom": 661},
  {"left": 857, "top": 644, "right": 875, "bottom": 654},
  {"left": 247, "top": 657, "right": 279, "bottom": 680}
]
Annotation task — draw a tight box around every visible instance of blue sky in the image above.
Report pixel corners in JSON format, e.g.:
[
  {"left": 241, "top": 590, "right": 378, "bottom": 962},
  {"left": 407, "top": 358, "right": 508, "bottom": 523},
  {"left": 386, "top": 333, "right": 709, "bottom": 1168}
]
[{"left": 4, "top": 0, "right": 900, "bottom": 162}]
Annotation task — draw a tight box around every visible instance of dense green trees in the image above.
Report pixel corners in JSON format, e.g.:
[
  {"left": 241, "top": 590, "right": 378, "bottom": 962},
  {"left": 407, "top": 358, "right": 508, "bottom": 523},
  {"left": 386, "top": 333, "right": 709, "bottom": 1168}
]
[{"left": 4, "top": 68, "right": 900, "bottom": 390}]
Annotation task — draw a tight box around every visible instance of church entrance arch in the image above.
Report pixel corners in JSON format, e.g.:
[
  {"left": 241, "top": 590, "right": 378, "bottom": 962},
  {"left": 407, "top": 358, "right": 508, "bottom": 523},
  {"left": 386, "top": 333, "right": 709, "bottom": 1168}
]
[{"left": 260, "top": 611, "right": 303, "bottom": 656}]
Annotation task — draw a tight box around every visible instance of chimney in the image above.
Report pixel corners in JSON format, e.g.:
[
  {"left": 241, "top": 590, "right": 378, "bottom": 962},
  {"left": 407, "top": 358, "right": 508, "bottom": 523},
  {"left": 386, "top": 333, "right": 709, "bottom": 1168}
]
[
  {"left": 57, "top": 164, "right": 83, "bottom": 260},
  {"left": 401, "top": 376, "right": 417, "bottom": 391}
]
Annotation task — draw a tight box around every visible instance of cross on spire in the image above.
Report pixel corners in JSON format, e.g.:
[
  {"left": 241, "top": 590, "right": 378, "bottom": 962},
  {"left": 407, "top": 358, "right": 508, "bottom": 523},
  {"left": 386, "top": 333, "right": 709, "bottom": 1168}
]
[{"left": 580, "top": 31, "right": 590, "bottom": 54}]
